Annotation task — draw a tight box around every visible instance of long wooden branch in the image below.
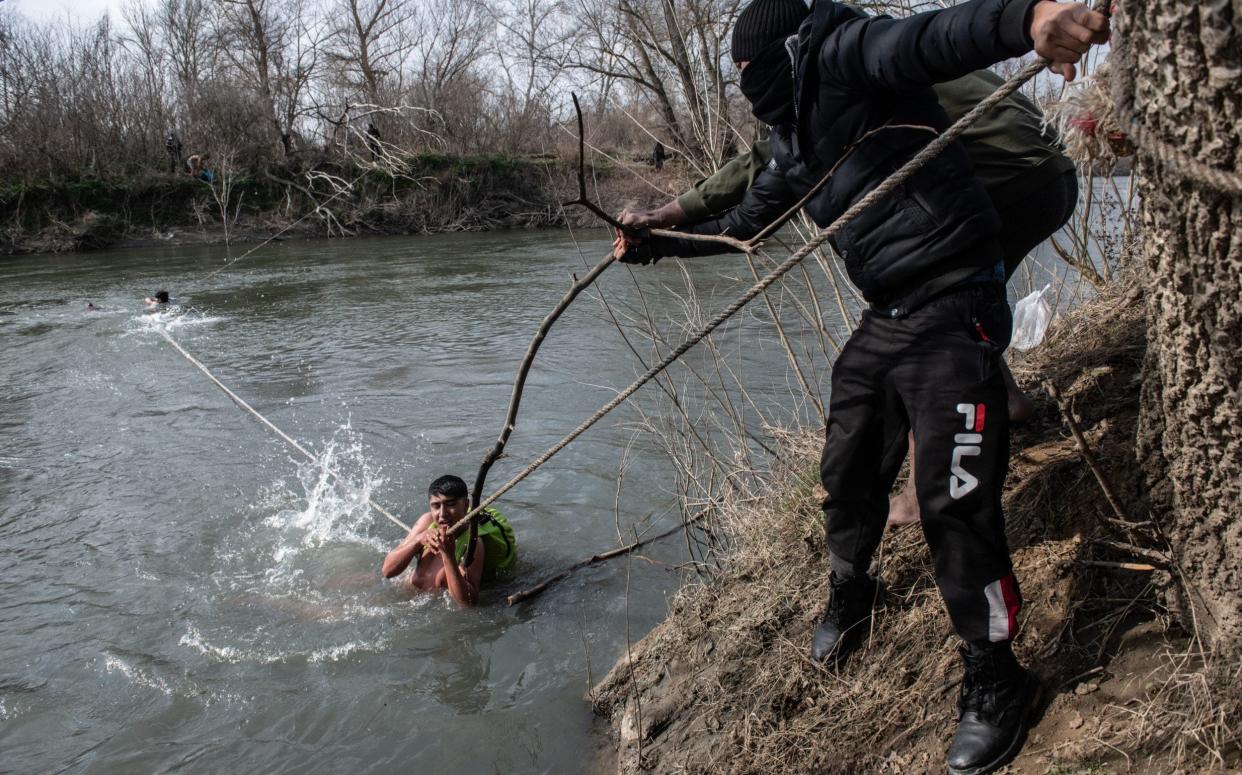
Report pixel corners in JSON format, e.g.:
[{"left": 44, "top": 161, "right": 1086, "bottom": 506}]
[{"left": 561, "top": 94, "right": 758, "bottom": 255}]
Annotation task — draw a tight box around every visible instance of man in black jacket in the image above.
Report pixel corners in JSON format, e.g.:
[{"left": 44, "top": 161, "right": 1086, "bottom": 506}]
[{"left": 618, "top": 0, "right": 1107, "bottom": 772}]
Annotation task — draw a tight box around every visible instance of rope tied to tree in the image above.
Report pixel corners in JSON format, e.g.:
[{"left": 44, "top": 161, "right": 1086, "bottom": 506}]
[{"left": 1047, "top": 52, "right": 1242, "bottom": 195}]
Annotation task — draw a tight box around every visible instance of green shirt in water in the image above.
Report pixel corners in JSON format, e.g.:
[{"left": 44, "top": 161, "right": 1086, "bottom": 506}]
[
  {"left": 453, "top": 507, "right": 517, "bottom": 581},
  {"left": 674, "top": 70, "right": 1074, "bottom": 221}
]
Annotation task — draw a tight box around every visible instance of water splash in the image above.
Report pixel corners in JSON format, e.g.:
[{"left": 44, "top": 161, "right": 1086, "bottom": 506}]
[
  {"left": 127, "top": 307, "right": 225, "bottom": 336},
  {"left": 100, "top": 651, "right": 247, "bottom": 707},
  {"left": 263, "top": 425, "right": 391, "bottom": 555},
  {"left": 102, "top": 653, "right": 176, "bottom": 696},
  {"left": 180, "top": 424, "right": 415, "bottom": 666}
]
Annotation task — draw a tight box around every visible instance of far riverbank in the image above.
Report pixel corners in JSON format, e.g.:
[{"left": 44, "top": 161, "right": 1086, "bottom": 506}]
[{"left": 0, "top": 154, "right": 689, "bottom": 256}]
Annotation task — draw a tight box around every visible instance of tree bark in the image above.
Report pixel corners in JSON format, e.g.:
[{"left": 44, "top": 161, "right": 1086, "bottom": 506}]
[{"left": 1123, "top": 0, "right": 1242, "bottom": 652}]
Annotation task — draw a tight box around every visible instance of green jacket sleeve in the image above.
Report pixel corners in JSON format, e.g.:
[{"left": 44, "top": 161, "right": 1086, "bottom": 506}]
[{"left": 676, "top": 140, "right": 772, "bottom": 222}]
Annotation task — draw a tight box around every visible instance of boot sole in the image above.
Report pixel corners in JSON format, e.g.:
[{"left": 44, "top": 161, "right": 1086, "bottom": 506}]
[{"left": 946, "top": 674, "right": 1042, "bottom": 775}]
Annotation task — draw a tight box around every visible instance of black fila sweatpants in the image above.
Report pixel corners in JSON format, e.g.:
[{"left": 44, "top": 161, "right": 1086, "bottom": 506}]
[{"left": 819, "top": 281, "right": 1020, "bottom": 645}]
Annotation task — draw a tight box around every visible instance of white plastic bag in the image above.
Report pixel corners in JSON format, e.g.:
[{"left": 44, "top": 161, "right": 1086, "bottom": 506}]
[{"left": 1010, "top": 284, "right": 1053, "bottom": 352}]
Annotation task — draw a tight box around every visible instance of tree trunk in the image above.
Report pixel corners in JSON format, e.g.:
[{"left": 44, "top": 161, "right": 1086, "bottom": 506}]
[{"left": 1123, "top": 0, "right": 1242, "bottom": 652}]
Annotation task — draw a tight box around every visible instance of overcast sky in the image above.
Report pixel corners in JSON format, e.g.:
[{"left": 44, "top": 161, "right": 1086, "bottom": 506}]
[{"left": 4, "top": 0, "right": 124, "bottom": 23}]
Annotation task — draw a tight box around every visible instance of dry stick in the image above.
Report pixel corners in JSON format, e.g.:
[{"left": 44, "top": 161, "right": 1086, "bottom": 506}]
[
  {"left": 1080, "top": 560, "right": 1157, "bottom": 572},
  {"left": 562, "top": 95, "right": 630, "bottom": 233},
  {"left": 1043, "top": 378, "right": 1134, "bottom": 525},
  {"left": 1094, "top": 538, "right": 1170, "bottom": 568},
  {"left": 557, "top": 96, "right": 752, "bottom": 254},
  {"left": 201, "top": 172, "right": 357, "bottom": 283},
  {"left": 468, "top": 94, "right": 754, "bottom": 562},
  {"left": 1049, "top": 235, "right": 1105, "bottom": 289},
  {"left": 448, "top": 52, "right": 1061, "bottom": 542},
  {"left": 507, "top": 515, "right": 704, "bottom": 605}
]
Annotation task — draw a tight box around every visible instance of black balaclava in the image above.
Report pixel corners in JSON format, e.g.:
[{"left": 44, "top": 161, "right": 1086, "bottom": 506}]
[{"left": 732, "top": 0, "right": 808, "bottom": 126}]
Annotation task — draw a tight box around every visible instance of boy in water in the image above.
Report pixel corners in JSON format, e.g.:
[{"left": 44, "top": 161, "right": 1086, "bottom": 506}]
[
  {"left": 381, "top": 475, "right": 515, "bottom": 607},
  {"left": 144, "top": 290, "right": 170, "bottom": 306}
]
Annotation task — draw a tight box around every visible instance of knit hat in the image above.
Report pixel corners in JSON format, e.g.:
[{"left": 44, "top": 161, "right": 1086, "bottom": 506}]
[{"left": 731, "top": 0, "right": 809, "bottom": 64}]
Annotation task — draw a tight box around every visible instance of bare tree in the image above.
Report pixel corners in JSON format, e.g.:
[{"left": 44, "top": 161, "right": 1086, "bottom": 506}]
[
  {"left": 487, "top": 0, "right": 571, "bottom": 153},
  {"left": 405, "top": 0, "right": 492, "bottom": 150},
  {"left": 557, "top": 0, "right": 743, "bottom": 170},
  {"left": 324, "top": 0, "right": 413, "bottom": 106},
  {"left": 216, "top": 0, "right": 320, "bottom": 157}
]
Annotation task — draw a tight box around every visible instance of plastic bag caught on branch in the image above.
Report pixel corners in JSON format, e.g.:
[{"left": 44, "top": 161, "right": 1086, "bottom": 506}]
[{"left": 1011, "top": 284, "right": 1053, "bottom": 351}]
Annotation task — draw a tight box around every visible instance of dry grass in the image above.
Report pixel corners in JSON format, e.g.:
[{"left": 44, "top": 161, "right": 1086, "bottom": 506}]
[{"left": 591, "top": 274, "right": 1241, "bottom": 774}]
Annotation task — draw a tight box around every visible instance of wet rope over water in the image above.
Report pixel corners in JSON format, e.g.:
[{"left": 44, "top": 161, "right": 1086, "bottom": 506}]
[
  {"left": 200, "top": 183, "right": 357, "bottom": 283},
  {"left": 445, "top": 30, "right": 1117, "bottom": 540},
  {"left": 154, "top": 326, "right": 412, "bottom": 532}
]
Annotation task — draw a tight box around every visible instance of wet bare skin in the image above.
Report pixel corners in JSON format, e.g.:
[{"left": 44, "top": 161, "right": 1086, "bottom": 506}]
[
  {"left": 382, "top": 494, "right": 485, "bottom": 606},
  {"left": 407, "top": 541, "right": 454, "bottom": 592}
]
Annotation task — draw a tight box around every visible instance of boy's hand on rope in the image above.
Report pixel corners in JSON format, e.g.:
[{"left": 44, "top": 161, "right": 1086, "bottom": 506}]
[
  {"left": 423, "top": 523, "right": 446, "bottom": 555},
  {"left": 1029, "top": 0, "right": 1110, "bottom": 81}
]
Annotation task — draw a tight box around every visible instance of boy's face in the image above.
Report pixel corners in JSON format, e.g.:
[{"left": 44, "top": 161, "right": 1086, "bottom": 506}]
[{"left": 428, "top": 493, "right": 468, "bottom": 527}]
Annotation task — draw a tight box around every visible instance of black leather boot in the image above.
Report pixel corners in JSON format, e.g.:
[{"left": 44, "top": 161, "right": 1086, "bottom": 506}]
[
  {"left": 809, "top": 572, "right": 879, "bottom": 664},
  {"left": 946, "top": 642, "right": 1040, "bottom": 775}
]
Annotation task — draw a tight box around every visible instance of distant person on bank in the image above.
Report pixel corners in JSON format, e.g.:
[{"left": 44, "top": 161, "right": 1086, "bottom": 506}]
[
  {"left": 165, "top": 133, "right": 183, "bottom": 175},
  {"left": 186, "top": 153, "right": 215, "bottom": 183},
  {"left": 382, "top": 475, "right": 516, "bottom": 607}
]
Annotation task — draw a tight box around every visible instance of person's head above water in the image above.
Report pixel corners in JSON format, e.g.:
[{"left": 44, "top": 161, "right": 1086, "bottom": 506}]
[
  {"left": 145, "top": 290, "right": 170, "bottom": 305},
  {"left": 731, "top": 0, "right": 808, "bottom": 125},
  {"left": 427, "top": 474, "right": 470, "bottom": 527}
]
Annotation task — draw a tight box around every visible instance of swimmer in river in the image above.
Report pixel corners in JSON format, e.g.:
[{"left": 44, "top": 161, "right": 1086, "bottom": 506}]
[
  {"left": 85, "top": 302, "right": 97, "bottom": 311},
  {"left": 144, "top": 290, "right": 170, "bottom": 306},
  {"left": 381, "top": 474, "right": 516, "bottom": 607}
]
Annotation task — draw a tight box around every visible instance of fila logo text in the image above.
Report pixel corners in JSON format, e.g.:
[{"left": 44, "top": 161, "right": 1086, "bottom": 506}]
[{"left": 950, "top": 403, "right": 986, "bottom": 499}]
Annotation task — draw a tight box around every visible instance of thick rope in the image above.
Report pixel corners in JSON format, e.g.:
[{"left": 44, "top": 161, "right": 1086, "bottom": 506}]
[
  {"left": 155, "top": 326, "right": 412, "bottom": 532},
  {"left": 447, "top": 53, "right": 1056, "bottom": 538}
]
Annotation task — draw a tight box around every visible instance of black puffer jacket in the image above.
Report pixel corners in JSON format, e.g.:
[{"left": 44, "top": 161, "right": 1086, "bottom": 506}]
[{"left": 649, "top": 0, "right": 1041, "bottom": 308}]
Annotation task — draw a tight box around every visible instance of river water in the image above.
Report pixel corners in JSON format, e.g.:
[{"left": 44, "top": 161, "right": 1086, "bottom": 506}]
[{"left": 0, "top": 230, "right": 831, "bottom": 773}]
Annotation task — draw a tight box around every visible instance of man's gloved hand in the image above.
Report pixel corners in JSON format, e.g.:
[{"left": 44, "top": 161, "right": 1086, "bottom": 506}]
[
  {"left": 612, "top": 230, "right": 659, "bottom": 265},
  {"left": 618, "top": 241, "right": 658, "bottom": 266}
]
